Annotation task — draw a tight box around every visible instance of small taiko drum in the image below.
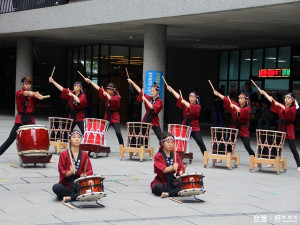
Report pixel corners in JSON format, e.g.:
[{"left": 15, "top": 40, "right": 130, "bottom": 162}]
[
  {"left": 83, "top": 118, "right": 109, "bottom": 146},
  {"left": 16, "top": 124, "right": 50, "bottom": 157},
  {"left": 74, "top": 175, "right": 106, "bottom": 201},
  {"left": 177, "top": 172, "right": 206, "bottom": 197},
  {"left": 168, "top": 124, "right": 192, "bottom": 153}
]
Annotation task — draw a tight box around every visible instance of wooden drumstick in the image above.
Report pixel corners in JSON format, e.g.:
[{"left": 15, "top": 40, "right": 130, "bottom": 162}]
[
  {"left": 62, "top": 202, "right": 75, "bottom": 210},
  {"left": 77, "top": 71, "right": 86, "bottom": 79},
  {"left": 208, "top": 80, "right": 215, "bottom": 91},
  {"left": 125, "top": 67, "right": 130, "bottom": 79},
  {"left": 179, "top": 90, "right": 183, "bottom": 99},
  {"left": 251, "top": 79, "right": 261, "bottom": 92},
  {"left": 184, "top": 162, "right": 188, "bottom": 173},
  {"left": 142, "top": 88, "right": 145, "bottom": 103},
  {"left": 67, "top": 143, "right": 73, "bottom": 165},
  {"left": 41, "top": 95, "right": 51, "bottom": 99},
  {"left": 50, "top": 66, "right": 56, "bottom": 78},
  {"left": 83, "top": 159, "right": 88, "bottom": 176},
  {"left": 162, "top": 76, "right": 168, "bottom": 86},
  {"left": 169, "top": 197, "right": 182, "bottom": 204}
]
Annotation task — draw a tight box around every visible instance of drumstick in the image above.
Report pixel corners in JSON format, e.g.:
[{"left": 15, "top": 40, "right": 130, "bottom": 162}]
[
  {"left": 251, "top": 79, "right": 261, "bottom": 92},
  {"left": 83, "top": 159, "right": 88, "bottom": 176},
  {"left": 142, "top": 88, "right": 145, "bottom": 103},
  {"left": 62, "top": 202, "right": 75, "bottom": 210},
  {"left": 125, "top": 67, "right": 130, "bottom": 79},
  {"left": 41, "top": 95, "right": 51, "bottom": 99},
  {"left": 208, "top": 80, "right": 215, "bottom": 91},
  {"left": 77, "top": 71, "right": 86, "bottom": 80},
  {"left": 184, "top": 162, "right": 188, "bottom": 173},
  {"left": 50, "top": 66, "right": 56, "bottom": 78},
  {"left": 162, "top": 76, "right": 168, "bottom": 86},
  {"left": 8, "top": 164, "right": 18, "bottom": 168},
  {"left": 67, "top": 143, "right": 73, "bottom": 165},
  {"left": 169, "top": 197, "right": 182, "bottom": 204}
]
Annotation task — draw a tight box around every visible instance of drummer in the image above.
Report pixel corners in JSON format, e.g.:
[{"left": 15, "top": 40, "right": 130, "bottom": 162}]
[
  {"left": 151, "top": 132, "right": 184, "bottom": 198},
  {"left": 213, "top": 90, "right": 255, "bottom": 157},
  {"left": 0, "top": 76, "right": 44, "bottom": 156},
  {"left": 260, "top": 90, "right": 300, "bottom": 171},
  {"left": 127, "top": 79, "right": 163, "bottom": 141},
  {"left": 49, "top": 77, "right": 87, "bottom": 134},
  {"left": 167, "top": 86, "right": 207, "bottom": 155},
  {"left": 52, "top": 130, "right": 93, "bottom": 202},
  {"left": 83, "top": 78, "right": 124, "bottom": 146}
]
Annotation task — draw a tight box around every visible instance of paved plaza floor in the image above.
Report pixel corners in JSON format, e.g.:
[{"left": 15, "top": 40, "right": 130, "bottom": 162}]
[{"left": 0, "top": 114, "right": 300, "bottom": 225}]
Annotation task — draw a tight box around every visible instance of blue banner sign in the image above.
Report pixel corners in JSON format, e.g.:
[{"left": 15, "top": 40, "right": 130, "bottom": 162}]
[{"left": 144, "top": 71, "right": 164, "bottom": 100}]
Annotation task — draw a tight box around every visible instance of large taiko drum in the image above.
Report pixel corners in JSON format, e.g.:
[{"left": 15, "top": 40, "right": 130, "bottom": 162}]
[
  {"left": 16, "top": 124, "right": 50, "bottom": 157},
  {"left": 177, "top": 172, "right": 205, "bottom": 196},
  {"left": 74, "top": 175, "right": 106, "bottom": 201},
  {"left": 83, "top": 118, "right": 109, "bottom": 146},
  {"left": 168, "top": 124, "right": 192, "bottom": 153}
]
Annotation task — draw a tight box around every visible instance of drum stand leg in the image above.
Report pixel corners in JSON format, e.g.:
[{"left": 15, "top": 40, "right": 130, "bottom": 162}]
[
  {"left": 249, "top": 155, "right": 255, "bottom": 171},
  {"left": 203, "top": 151, "right": 209, "bottom": 168},
  {"left": 226, "top": 152, "right": 232, "bottom": 170},
  {"left": 70, "top": 200, "right": 105, "bottom": 208},
  {"left": 119, "top": 144, "right": 124, "bottom": 160},
  {"left": 139, "top": 146, "right": 145, "bottom": 162},
  {"left": 192, "top": 195, "right": 204, "bottom": 202}
]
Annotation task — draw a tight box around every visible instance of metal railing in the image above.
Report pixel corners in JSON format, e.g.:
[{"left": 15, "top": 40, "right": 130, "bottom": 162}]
[{"left": 0, "top": 0, "right": 69, "bottom": 14}]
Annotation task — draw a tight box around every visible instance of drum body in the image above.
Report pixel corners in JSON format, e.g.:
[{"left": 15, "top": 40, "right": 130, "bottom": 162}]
[
  {"left": 83, "top": 118, "right": 109, "bottom": 146},
  {"left": 168, "top": 124, "right": 192, "bottom": 153},
  {"left": 75, "top": 175, "right": 104, "bottom": 195},
  {"left": 126, "top": 122, "right": 152, "bottom": 148},
  {"left": 210, "top": 127, "right": 239, "bottom": 155},
  {"left": 178, "top": 173, "right": 204, "bottom": 190},
  {"left": 16, "top": 124, "right": 50, "bottom": 156},
  {"left": 256, "top": 129, "right": 286, "bottom": 159}
]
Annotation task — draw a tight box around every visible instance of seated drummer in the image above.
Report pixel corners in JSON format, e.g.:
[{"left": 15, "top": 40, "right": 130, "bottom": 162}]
[
  {"left": 52, "top": 130, "right": 93, "bottom": 202},
  {"left": 151, "top": 132, "right": 184, "bottom": 198}
]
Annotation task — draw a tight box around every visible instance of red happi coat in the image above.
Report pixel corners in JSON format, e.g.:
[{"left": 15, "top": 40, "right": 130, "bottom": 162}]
[
  {"left": 58, "top": 150, "right": 93, "bottom": 189},
  {"left": 176, "top": 96, "right": 201, "bottom": 132},
  {"left": 15, "top": 89, "right": 38, "bottom": 125},
  {"left": 270, "top": 100, "right": 296, "bottom": 140},
  {"left": 223, "top": 97, "right": 251, "bottom": 137},
  {"left": 151, "top": 151, "right": 184, "bottom": 189},
  {"left": 98, "top": 88, "right": 121, "bottom": 123},
  {"left": 61, "top": 88, "right": 87, "bottom": 122},
  {"left": 137, "top": 91, "right": 163, "bottom": 127}
]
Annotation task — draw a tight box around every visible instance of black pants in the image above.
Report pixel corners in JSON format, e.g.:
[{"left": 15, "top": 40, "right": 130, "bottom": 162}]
[
  {"left": 152, "top": 126, "right": 162, "bottom": 141},
  {"left": 152, "top": 183, "right": 180, "bottom": 197},
  {"left": 240, "top": 136, "right": 255, "bottom": 156},
  {"left": 71, "top": 120, "right": 84, "bottom": 135},
  {"left": 191, "top": 131, "right": 207, "bottom": 155},
  {"left": 0, "top": 123, "right": 21, "bottom": 155},
  {"left": 287, "top": 139, "right": 300, "bottom": 167},
  {"left": 52, "top": 183, "right": 78, "bottom": 201},
  {"left": 111, "top": 123, "right": 124, "bottom": 145}
]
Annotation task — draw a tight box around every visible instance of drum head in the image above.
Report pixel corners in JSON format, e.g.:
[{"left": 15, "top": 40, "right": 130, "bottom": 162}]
[
  {"left": 74, "top": 175, "right": 105, "bottom": 184},
  {"left": 76, "top": 192, "right": 107, "bottom": 201},
  {"left": 178, "top": 188, "right": 206, "bottom": 197},
  {"left": 17, "top": 124, "right": 47, "bottom": 132},
  {"left": 177, "top": 172, "right": 204, "bottom": 180},
  {"left": 18, "top": 150, "right": 49, "bottom": 158}
]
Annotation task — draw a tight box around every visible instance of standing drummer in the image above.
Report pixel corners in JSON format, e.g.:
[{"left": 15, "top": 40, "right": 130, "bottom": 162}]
[
  {"left": 49, "top": 77, "right": 87, "bottom": 135},
  {"left": 0, "top": 76, "right": 44, "bottom": 156},
  {"left": 167, "top": 86, "right": 207, "bottom": 156},
  {"left": 52, "top": 130, "right": 93, "bottom": 202}
]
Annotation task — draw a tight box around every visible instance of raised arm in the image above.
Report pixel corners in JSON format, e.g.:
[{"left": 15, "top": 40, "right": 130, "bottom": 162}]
[
  {"left": 49, "top": 77, "right": 64, "bottom": 92},
  {"left": 84, "top": 78, "right": 100, "bottom": 91},
  {"left": 259, "top": 90, "right": 273, "bottom": 102},
  {"left": 127, "top": 79, "right": 141, "bottom": 93},
  {"left": 167, "top": 85, "right": 190, "bottom": 107},
  {"left": 213, "top": 90, "right": 225, "bottom": 100}
]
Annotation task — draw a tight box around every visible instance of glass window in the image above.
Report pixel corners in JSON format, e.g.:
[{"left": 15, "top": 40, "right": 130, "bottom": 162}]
[
  {"left": 218, "top": 81, "right": 227, "bottom": 96},
  {"left": 100, "top": 45, "right": 109, "bottom": 75},
  {"left": 229, "top": 81, "right": 238, "bottom": 99},
  {"left": 292, "top": 46, "right": 300, "bottom": 80},
  {"left": 252, "top": 49, "right": 263, "bottom": 76},
  {"left": 85, "top": 46, "right": 92, "bottom": 77},
  {"left": 229, "top": 51, "right": 239, "bottom": 80},
  {"left": 265, "top": 47, "right": 276, "bottom": 69},
  {"left": 240, "top": 50, "right": 251, "bottom": 80},
  {"left": 110, "top": 46, "right": 129, "bottom": 73},
  {"left": 66, "top": 48, "right": 72, "bottom": 87},
  {"left": 219, "top": 52, "right": 228, "bottom": 80},
  {"left": 265, "top": 79, "right": 289, "bottom": 91},
  {"left": 92, "top": 45, "right": 99, "bottom": 77},
  {"left": 278, "top": 46, "right": 291, "bottom": 69}
]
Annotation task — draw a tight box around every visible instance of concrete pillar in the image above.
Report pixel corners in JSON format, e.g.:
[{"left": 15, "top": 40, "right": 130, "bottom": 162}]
[
  {"left": 143, "top": 24, "right": 167, "bottom": 131},
  {"left": 15, "top": 37, "right": 33, "bottom": 115}
]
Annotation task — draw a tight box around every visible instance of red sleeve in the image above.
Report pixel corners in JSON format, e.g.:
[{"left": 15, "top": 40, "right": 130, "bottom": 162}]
[
  {"left": 60, "top": 88, "right": 70, "bottom": 101},
  {"left": 176, "top": 96, "right": 184, "bottom": 110},
  {"left": 270, "top": 100, "right": 281, "bottom": 114},
  {"left": 223, "top": 97, "right": 238, "bottom": 110},
  {"left": 284, "top": 105, "right": 296, "bottom": 122},
  {"left": 58, "top": 151, "right": 70, "bottom": 178},
  {"left": 137, "top": 91, "right": 151, "bottom": 103},
  {"left": 109, "top": 95, "right": 121, "bottom": 111},
  {"left": 16, "top": 90, "right": 27, "bottom": 103},
  {"left": 239, "top": 106, "right": 251, "bottom": 122},
  {"left": 77, "top": 93, "right": 87, "bottom": 110},
  {"left": 154, "top": 152, "right": 167, "bottom": 174},
  {"left": 98, "top": 88, "right": 106, "bottom": 101},
  {"left": 152, "top": 98, "right": 163, "bottom": 114}
]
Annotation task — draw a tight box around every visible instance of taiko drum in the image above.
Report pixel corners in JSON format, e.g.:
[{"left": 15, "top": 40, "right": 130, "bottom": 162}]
[{"left": 75, "top": 175, "right": 104, "bottom": 195}]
